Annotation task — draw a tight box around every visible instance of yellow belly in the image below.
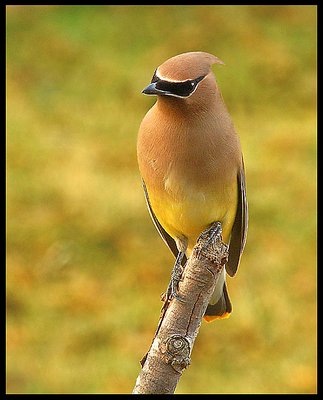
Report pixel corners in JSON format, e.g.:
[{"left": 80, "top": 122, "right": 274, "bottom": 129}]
[{"left": 148, "top": 177, "right": 238, "bottom": 255}]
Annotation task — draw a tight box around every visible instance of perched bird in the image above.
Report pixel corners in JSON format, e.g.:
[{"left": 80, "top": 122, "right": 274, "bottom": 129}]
[{"left": 137, "top": 51, "right": 248, "bottom": 322}]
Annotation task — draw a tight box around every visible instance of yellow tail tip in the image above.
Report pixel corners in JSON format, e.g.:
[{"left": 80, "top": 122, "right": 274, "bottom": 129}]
[{"left": 203, "top": 312, "right": 231, "bottom": 323}]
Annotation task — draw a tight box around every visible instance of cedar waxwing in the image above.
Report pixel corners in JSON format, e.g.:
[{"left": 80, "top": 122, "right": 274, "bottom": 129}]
[{"left": 137, "top": 51, "right": 248, "bottom": 322}]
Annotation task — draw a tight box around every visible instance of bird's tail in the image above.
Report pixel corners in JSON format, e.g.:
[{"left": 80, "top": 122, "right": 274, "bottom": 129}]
[{"left": 203, "top": 280, "right": 232, "bottom": 322}]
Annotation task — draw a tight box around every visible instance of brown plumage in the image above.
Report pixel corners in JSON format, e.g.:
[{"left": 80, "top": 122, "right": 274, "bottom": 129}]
[{"left": 137, "top": 51, "right": 248, "bottom": 321}]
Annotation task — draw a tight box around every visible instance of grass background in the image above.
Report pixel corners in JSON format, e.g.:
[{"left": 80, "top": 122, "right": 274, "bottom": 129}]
[{"left": 6, "top": 5, "right": 317, "bottom": 394}]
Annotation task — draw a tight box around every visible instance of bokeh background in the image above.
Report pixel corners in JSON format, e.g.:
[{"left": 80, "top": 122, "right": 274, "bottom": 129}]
[{"left": 6, "top": 5, "right": 317, "bottom": 394}]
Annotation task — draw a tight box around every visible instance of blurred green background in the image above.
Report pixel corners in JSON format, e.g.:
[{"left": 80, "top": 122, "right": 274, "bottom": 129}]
[{"left": 6, "top": 5, "right": 317, "bottom": 394}]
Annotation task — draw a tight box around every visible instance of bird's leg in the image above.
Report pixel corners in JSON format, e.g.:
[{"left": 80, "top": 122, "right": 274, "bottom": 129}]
[
  {"left": 161, "top": 250, "right": 186, "bottom": 308},
  {"left": 166, "top": 250, "right": 186, "bottom": 302}
]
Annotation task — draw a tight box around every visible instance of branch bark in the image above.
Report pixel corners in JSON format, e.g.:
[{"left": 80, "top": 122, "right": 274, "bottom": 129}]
[{"left": 132, "top": 222, "right": 228, "bottom": 394}]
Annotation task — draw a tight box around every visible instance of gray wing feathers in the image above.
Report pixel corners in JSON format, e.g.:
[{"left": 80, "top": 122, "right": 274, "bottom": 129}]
[
  {"left": 226, "top": 160, "right": 248, "bottom": 277},
  {"left": 141, "top": 179, "right": 179, "bottom": 259}
]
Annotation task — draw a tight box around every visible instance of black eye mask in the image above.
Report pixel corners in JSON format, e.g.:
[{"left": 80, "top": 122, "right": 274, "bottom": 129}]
[{"left": 151, "top": 72, "right": 206, "bottom": 98}]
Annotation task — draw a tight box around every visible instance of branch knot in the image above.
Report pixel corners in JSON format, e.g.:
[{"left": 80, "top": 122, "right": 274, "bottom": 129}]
[{"left": 160, "top": 334, "right": 191, "bottom": 373}]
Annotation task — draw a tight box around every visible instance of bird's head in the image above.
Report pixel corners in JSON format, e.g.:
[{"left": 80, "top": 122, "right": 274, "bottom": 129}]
[{"left": 142, "top": 52, "right": 225, "bottom": 105}]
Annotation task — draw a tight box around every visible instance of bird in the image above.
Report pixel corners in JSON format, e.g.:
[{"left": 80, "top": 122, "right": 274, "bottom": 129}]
[{"left": 137, "top": 51, "right": 248, "bottom": 322}]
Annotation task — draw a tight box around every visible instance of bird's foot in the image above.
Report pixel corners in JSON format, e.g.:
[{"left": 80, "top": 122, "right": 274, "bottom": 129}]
[{"left": 194, "top": 221, "right": 228, "bottom": 265}]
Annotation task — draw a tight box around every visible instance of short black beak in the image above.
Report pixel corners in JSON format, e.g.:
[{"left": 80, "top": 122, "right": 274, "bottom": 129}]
[{"left": 142, "top": 82, "right": 161, "bottom": 96}]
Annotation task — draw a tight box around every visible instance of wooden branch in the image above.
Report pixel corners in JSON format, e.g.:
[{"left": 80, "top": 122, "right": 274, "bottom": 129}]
[{"left": 132, "top": 222, "right": 229, "bottom": 394}]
